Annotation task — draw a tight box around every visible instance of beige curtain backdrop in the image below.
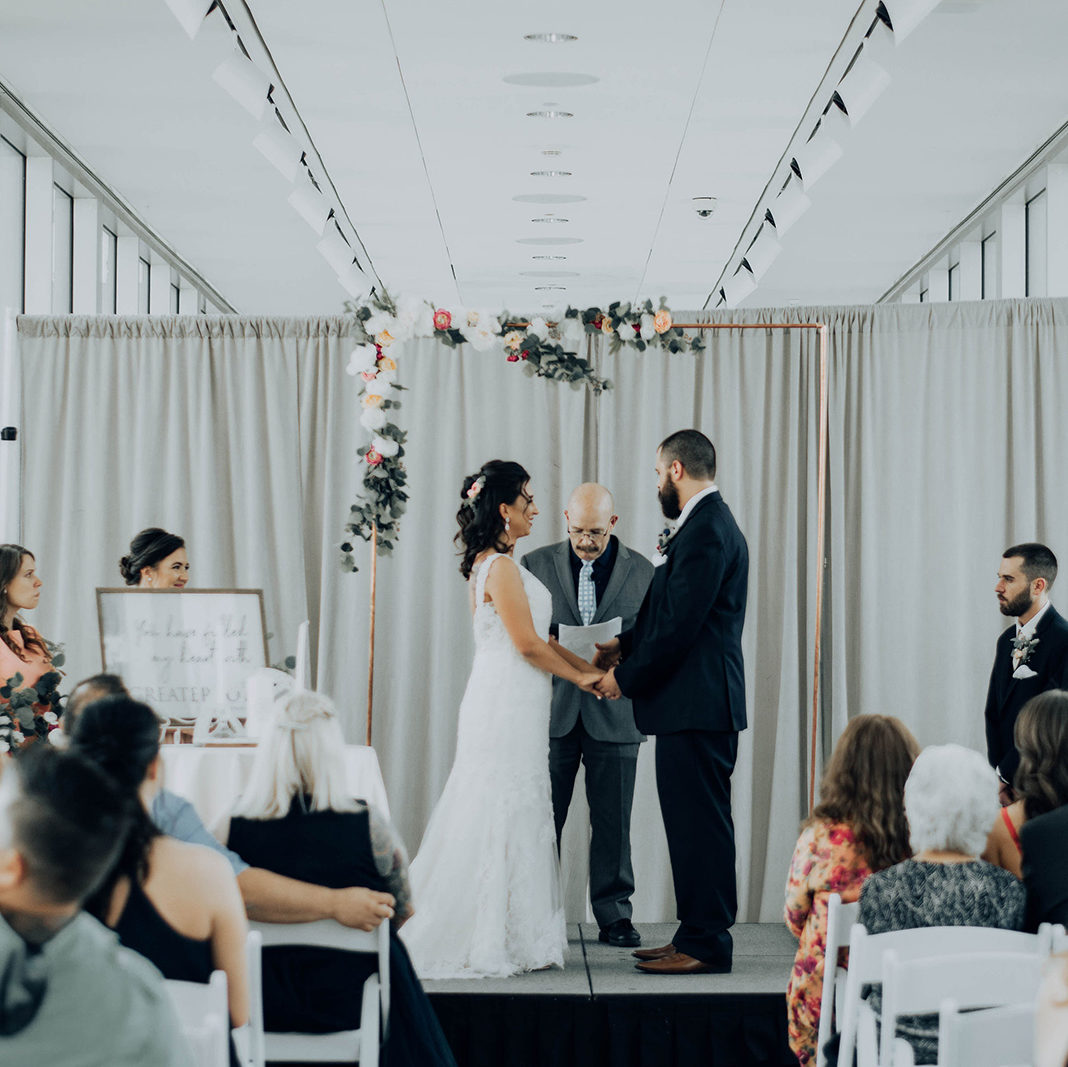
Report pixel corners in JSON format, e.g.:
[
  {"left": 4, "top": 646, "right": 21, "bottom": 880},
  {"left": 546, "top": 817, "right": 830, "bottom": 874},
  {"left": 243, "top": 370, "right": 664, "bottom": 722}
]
[{"left": 15, "top": 299, "right": 1068, "bottom": 922}]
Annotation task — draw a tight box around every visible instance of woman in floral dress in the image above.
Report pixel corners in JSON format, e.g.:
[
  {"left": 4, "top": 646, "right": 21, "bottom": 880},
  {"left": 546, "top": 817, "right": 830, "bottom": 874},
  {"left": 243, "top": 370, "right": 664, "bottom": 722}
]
[{"left": 784, "top": 715, "right": 919, "bottom": 1064}]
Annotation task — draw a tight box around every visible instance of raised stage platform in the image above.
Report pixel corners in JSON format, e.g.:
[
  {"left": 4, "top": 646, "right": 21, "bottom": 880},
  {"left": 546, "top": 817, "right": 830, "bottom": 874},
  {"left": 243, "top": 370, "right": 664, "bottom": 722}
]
[{"left": 425, "top": 923, "right": 797, "bottom": 1067}]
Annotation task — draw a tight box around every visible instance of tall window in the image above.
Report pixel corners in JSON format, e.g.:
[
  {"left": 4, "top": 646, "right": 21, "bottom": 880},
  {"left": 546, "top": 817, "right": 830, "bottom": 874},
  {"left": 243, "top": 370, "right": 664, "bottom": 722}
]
[
  {"left": 981, "top": 232, "right": 999, "bottom": 299},
  {"left": 919, "top": 287, "right": 928, "bottom": 303},
  {"left": 1026, "top": 190, "right": 1047, "bottom": 297},
  {"left": 138, "top": 257, "right": 150, "bottom": 314},
  {"left": 170, "top": 281, "right": 180, "bottom": 313},
  {"left": 0, "top": 136, "right": 24, "bottom": 314},
  {"left": 100, "top": 227, "right": 117, "bottom": 314},
  {"left": 51, "top": 184, "right": 73, "bottom": 314},
  {"left": 948, "top": 262, "right": 959, "bottom": 302}
]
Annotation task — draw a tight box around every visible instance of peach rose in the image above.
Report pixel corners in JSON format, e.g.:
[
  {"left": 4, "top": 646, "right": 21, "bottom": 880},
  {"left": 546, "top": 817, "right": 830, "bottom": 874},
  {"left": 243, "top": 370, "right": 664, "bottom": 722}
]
[
  {"left": 375, "top": 329, "right": 394, "bottom": 347},
  {"left": 361, "top": 393, "right": 385, "bottom": 408},
  {"left": 503, "top": 330, "right": 523, "bottom": 352},
  {"left": 653, "top": 310, "right": 672, "bottom": 334},
  {"left": 378, "top": 356, "right": 397, "bottom": 372}
]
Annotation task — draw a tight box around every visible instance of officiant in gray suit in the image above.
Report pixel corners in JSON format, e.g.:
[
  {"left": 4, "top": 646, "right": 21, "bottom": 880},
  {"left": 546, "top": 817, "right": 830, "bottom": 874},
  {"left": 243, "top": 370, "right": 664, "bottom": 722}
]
[{"left": 521, "top": 483, "right": 654, "bottom": 947}]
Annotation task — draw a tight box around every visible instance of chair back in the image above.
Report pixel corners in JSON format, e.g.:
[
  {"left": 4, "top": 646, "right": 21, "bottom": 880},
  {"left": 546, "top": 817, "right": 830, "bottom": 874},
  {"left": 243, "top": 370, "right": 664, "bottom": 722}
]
[
  {"left": 817, "top": 893, "right": 861, "bottom": 1067},
  {"left": 937, "top": 998, "right": 1035, "bottom": 1067},
  {"left": 837, "top": 926, "right": 1047, "bottom": 1067},
  {"left": 235, "top": 928, "right": 265, "bottom": 1067},
  {"left": 249, "top": 918, "right": 389, "bottom": 1065},
  {"left": 165, "top": 969, "right": 229, "bottom": 1067}
]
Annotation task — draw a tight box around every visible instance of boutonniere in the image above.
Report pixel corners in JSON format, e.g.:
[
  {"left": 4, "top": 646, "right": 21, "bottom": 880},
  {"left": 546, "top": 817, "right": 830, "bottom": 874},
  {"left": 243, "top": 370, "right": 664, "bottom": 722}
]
[
  {"left": 655, "top": 526, "right": 677, "bottom": 555},
  {"left": 1011, "top": 632, "right": 1039, "bottom": 670}
]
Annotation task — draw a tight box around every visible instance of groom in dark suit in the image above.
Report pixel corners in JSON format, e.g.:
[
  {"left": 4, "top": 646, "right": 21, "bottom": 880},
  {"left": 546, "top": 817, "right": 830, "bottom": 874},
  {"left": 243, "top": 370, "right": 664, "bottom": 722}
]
[
  {"left": 985, "top": 543, "right": 1068, "bottom": 793},
  {"left": 521, "top": 484, "right": 654, "bottom": 948},
  {"left": 596, "top": 429, "right": 748, "bottom": 974}
]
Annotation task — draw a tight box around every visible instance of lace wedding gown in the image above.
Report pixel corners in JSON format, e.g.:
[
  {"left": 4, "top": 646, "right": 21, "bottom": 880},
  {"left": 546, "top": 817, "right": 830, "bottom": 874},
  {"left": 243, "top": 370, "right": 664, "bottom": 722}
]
[{"left": 401, "top": 553, "right": 567, "bottom": 979}]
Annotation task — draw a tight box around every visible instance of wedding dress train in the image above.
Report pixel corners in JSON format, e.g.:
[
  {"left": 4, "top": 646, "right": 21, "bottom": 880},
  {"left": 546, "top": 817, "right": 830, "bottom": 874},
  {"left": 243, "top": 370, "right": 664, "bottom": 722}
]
[{"left": 401, "top": 553, "right": 567, "bottom": 979}]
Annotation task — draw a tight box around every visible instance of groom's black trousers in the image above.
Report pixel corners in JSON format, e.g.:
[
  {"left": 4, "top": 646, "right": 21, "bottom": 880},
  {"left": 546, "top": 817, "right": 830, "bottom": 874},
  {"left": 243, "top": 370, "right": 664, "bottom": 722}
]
[{"left": 654, "top": 729, "right": 738, "bottom": 964}]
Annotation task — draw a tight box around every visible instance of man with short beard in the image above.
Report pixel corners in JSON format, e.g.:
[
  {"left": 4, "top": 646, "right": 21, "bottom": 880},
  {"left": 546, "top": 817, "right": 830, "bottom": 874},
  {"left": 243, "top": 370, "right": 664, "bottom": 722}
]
[
  {"left": 594, "top": 429, "right": 748, "bottom": 975},
  {"left": 985, "top": 543, "right": 1068, "bottom": 794}
]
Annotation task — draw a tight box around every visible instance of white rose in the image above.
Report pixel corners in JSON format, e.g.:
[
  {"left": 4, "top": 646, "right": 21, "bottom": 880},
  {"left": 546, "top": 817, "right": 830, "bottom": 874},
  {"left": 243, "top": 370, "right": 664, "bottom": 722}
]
[
  {"left": 365, "top": 380, "right": 393, "bottom": 402},
  {"left": 372, "top": 435, "right": 400, "bottom": 458},
  {"left": 360, "top": 406, "right": 387, "bottom": 431},
  {"left": 527, "top": 317, "right": 549, "bottom": 339},
  {"left": 364, "top": 311, "right": 395, "bottom": 338},
  {"left": 466, "top": 327, "right": 497, "bottom": 352},
  {"left": 640, "top": 313, "right": 657, "bottom": 341},
  {"left": 561, "top": 317, "right": 584, "bottom": 349},
  {"left": 375, "top": 370, "right": 396, "bottom": 388},
  {"left": 346, "top": 344, "right": 379, "bottom": 376},
  {"left": 479, "top": 310, "right": 502, "bottom": 335},
  {"left": 396, "top": 295, "right": 434, "bottom": 338}
]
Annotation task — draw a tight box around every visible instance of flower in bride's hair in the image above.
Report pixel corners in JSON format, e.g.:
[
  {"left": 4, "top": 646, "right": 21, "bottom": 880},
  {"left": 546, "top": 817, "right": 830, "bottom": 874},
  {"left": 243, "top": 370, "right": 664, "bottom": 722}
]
[
  {"left": 360, "top": 406, "right": 387, "bottom": 431},
  {"left": 503, "top": 330, "right": 523, "bottom": 352},
  {"left": 361, "top": 393, "right": 385, "bottom": 409},
  {"left": 346, "top": 344, "right": 379, "bottom": 376},
  {"left": 365, "top": 448, "right": 384, "bottom": 466},
  {"left": 372, "top": 435, "right": 399, "bottom": 458},
  {"left": 653, "top": 309, "right": 673, "bottom": 334},
  {"left": 433, "top": 308, "right": 452, "bottom": 331},
  {"left": 465, "top": 475, "right": 486, "bottom": 504}
]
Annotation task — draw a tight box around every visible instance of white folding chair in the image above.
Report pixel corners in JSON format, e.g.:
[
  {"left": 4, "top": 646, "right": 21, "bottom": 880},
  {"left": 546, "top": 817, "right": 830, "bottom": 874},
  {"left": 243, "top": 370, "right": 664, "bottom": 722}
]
[
  {"left": 165, "top": 969, "right": 229, "bottom": 1067},
  {"left": 838, "top": 925, "right": 1050, "bottom": 1067},
  {"left": 817, "top": 892, "right": 861, "bottom": 1067},
  {"left": 937, "top": 998, "right": 1035, "bottom": 1067},
  {"left": 234, "top": 929, "right": 265, "bottom": 1067},
  {"left": 250, "top": 918, "right": 390, "bottom": 1065}
]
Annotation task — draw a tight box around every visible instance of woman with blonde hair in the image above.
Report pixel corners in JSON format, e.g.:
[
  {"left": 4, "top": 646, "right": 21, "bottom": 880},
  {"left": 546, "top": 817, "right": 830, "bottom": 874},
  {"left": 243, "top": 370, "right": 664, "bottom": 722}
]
[
  {"left": 784, "top": 714, "right": 920, "bottom": 1065},
  {"left": 227, "top": 689, "right": 455, "bottom": 1067}
]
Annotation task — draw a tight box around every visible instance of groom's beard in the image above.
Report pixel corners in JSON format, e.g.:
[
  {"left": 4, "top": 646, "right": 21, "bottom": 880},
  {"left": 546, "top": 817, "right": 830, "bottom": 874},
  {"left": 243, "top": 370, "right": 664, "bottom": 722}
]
[
  {"left": 658, "top": 480, "right": 681, "bottom": 520},
  {"left": 999, "top": 588, "right": 1033, "bottom": 617}
]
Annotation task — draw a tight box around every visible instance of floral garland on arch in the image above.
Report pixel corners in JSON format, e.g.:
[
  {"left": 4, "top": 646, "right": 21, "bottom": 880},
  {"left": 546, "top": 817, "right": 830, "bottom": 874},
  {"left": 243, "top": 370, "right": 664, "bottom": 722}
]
[{"left": 338, "top": 290, "right": 704, "bottom": 572}]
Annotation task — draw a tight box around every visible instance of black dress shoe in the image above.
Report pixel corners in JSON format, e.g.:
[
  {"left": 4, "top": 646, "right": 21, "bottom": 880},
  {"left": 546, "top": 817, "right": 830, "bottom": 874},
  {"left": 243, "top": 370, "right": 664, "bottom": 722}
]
[{"left": 598, "top": 919, "right": 641, "bottom": 947}]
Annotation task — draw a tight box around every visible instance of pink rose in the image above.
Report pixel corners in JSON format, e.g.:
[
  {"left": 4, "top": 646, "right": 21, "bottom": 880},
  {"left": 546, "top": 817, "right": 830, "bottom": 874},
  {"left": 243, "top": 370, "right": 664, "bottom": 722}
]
[
  {"left": 365, "top": 449, "right": 384, "bottom": 466},
  {"left": 361, "top": 370, "right": 377, "bottom": 382},
  {"left": 433, "top": 309, "right": 452, "bottom": 331},
  {"left": 506, "top": 353, "right": 520, "bottom": 363}
]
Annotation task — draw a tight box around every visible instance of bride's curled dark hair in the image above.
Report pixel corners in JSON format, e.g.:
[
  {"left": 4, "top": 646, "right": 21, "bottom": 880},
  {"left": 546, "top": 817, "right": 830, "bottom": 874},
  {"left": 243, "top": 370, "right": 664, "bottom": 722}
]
[{"left": 455, "top": 460, "right": 530, "bottom": 579}]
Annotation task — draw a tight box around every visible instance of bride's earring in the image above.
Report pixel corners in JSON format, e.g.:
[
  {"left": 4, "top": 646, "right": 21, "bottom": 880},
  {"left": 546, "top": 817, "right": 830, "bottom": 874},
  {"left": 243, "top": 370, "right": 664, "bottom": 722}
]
[{"left": 504, "top": 516, "right": 511, "bottom": 534}]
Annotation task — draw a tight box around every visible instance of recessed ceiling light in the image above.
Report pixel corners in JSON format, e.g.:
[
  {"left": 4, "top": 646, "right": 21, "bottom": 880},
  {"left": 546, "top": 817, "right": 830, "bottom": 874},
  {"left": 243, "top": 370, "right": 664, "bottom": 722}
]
[
  {"left": 533, "top": 215, "right": 569, "bottom": 223},
  {"left": 530, "top": 170, "right": 572, "bottom": 177},
  {"left": 535, "top": 285, "right": 567, "bottom": 291},
  {"left": 523, "top": 32, "right": 578, "bottom": 43},
  {"left": 541, "top": 148, "right": 563, "bottom": 156},
  {"left": 515, "top": 194, "right": 585, "bottom": 204},
  {"left": 532, "top": 255, "right": 567, "bottom": 260},
  {"left": 526, "top": 110, "right": 573, "bottom": 119},
  {"left": 521, "top": 270, "right": 580, "bottom": 278},
  {"left": 516, "top": 237, "right": 584, "bottom": 246}
]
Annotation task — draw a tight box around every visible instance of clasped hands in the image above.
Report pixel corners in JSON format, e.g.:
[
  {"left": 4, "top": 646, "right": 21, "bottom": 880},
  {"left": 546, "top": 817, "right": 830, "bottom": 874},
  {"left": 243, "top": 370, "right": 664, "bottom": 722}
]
[{"left": 588, "top": 638, "right": 623, "bottom": 700}]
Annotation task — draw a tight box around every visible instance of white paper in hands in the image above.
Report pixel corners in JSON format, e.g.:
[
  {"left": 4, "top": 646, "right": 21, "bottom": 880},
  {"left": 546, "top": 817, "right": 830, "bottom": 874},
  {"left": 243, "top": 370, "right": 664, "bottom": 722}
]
[{"left": 558, "top": 617, "right": 623, "bottom": 665}]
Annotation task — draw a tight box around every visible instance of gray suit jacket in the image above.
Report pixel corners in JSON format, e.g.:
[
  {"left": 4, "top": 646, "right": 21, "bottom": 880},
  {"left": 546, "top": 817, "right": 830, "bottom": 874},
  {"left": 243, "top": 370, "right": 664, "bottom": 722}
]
[{"left": 521, "top": 537, "right": 654, "bottom": 743}]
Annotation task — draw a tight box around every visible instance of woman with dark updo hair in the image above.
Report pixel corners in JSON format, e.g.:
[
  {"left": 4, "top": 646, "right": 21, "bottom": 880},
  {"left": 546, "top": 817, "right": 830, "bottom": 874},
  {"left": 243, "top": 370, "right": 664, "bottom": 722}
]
[
  {"left": 119, "top": 528, "right": 188, "bottom": 588},
  {"left": 401, "top": 460, "right": 604, "bottom": 979},
  {"left": 71, "top": 696, "right": 248, "bottom": 1041}
]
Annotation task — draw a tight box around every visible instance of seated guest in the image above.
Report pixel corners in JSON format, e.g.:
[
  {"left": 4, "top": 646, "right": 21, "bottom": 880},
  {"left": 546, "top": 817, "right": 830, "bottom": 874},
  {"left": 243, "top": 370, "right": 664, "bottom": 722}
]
[
  {"left": 227, "top": 689, "right": 456, "bottom": 1067},
  {"left": 0, "top": 545, "right": 55, "bottom": 711},
  {"left": 0, "top": 746, "right": 192, "bottom": 1064},
  {"left": 64, "top": 673, "right": 398, "bottom": 930},
  {"left": 785, "top": 715, "right": 919, "bottom": 1065},
  {"left": 119, "top": 528, "right": 189, "bottom": 588},
  {"left": 859, "top": 744, "right": 1026, "bottom": 1065},
  {"left": 984, "top": 690, "right": 1068, "bottom": 883},
  {"left": 70, "top": 696, "right": 250, "bottom": 1032}
]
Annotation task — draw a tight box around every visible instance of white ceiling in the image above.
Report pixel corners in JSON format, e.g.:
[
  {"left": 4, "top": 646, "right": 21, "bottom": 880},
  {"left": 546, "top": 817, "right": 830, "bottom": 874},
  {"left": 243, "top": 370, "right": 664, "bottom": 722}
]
[{"left": 0, "top": 0, "right": 1066, "bottom": 314}]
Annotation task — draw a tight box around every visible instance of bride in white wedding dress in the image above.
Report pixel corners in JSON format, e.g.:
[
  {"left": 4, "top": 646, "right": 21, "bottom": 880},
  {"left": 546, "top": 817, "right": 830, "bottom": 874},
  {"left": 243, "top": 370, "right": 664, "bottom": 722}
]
[{"left": 401, "top": 460, "right": 605, "bottom": 979}]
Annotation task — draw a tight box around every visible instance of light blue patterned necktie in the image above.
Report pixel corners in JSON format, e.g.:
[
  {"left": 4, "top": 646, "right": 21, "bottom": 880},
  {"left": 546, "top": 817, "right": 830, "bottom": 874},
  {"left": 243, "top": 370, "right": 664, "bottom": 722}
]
[{"left": 578, "top": 559, "right": 596, "bottom": 625}]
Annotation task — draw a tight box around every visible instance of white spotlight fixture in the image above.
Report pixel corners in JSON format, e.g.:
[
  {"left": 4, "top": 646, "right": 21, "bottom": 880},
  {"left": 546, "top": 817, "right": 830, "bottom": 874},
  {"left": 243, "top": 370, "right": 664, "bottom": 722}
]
[
  {"left": 741, "top": 224, "right": 782, "bottom": 281},
  {"left": 288, "top": 181, "right": 331, "bottom": 235},
  {"left": 766, "top": 174, "right": 811, "bottom": 236},
  {"left": 832, "top": 34, "right": 891, "bottom": 126},
  {"left": 317, "top": 227, "right": 355, "bottom": 275},
  {"left": 161, "top": 0, "right": 213, "bottom": 39},
  {"left": 337, "top": 262, "right": 371, "bottom": 301},
  {"left": 212, "top": 49, "right": 272, "bottom": 121},
  {"left": 791, "top": 121, "right": 844, "bottom": 190},
  {"left": 253, "top": 123, "right": 304, "bottom": 183},
  {"left": 880, "top": 0, "right": 942, "bottom": 44},
  {"left": 719, "top": 268, "right": 758, "bottom": 308}
]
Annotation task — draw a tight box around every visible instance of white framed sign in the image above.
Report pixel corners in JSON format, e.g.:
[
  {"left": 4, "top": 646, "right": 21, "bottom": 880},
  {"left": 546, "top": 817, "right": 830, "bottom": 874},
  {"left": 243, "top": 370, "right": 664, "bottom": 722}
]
[{"left": 96, "top": 588, "right": 269, "bottom": 724}]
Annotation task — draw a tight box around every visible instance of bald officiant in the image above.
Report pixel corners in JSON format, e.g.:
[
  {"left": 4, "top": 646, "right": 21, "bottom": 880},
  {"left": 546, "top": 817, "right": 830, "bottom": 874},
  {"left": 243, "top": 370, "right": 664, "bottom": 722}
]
[{"left": 521, "top": 484, "right": 654, "bottom": 947}]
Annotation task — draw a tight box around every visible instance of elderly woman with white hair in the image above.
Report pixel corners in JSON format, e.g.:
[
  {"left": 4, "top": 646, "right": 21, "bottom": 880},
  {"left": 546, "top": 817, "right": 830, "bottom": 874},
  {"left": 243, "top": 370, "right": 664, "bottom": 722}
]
[
  {"left": 856, "top": 744, "right": 1027, "bottom": 1064},
  {"left": 226, "top": 689, "right": 456, "bottom": 1067}
]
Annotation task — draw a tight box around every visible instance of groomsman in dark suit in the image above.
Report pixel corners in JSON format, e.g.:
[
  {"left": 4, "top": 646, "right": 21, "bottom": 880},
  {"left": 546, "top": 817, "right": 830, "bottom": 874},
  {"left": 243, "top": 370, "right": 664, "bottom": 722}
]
[
  {"left": 985, "top": 543, "right": 1068, "bottom": 794},
  {"left": 521, "top": 484, "right": 654, "bottom": 947},
  {"left": 596, "top": 430, "right": 748, "bottom": 975}
]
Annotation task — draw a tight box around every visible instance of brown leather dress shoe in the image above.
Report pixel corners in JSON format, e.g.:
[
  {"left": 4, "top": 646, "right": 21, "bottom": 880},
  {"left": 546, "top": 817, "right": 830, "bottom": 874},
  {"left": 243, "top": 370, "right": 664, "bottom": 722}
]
[
  {"left": 632, "top": 942, "right": 675, "bottom": 961},
  {"left": 635, "top": 951, "right": 731, "bottom": 975}
]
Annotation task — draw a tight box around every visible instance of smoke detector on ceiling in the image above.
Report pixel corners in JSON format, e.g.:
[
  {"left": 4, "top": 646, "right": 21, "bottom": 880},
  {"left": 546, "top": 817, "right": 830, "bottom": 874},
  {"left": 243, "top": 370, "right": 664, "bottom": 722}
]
[{"left": 693, "top": 196, "right": 718, "bottom": 218}]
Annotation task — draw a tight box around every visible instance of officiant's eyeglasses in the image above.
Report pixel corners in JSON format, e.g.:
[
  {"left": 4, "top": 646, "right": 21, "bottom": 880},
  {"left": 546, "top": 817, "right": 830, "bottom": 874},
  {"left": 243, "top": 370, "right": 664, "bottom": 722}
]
[{"left": 568, "top": 527, "right": 609, "bottom": 541}]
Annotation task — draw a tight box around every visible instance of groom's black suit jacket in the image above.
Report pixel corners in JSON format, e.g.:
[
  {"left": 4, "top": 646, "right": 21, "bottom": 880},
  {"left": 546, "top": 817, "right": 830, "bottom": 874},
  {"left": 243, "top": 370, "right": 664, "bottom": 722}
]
[
  {"left": 984, "top": 604, "right": 1068, "bottom": 782},
  {"left": 614, "top": 491, "right": 748, "bottom": 735}
]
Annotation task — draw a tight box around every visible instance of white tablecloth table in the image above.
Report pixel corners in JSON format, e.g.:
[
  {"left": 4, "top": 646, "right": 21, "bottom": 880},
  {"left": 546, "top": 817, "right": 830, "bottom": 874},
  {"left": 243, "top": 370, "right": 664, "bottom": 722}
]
[{"left": 159, "top": 743, "right": 390, "bottom": 831}]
